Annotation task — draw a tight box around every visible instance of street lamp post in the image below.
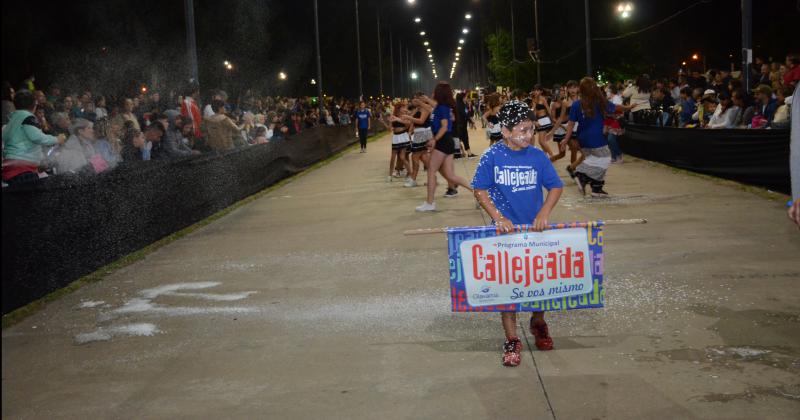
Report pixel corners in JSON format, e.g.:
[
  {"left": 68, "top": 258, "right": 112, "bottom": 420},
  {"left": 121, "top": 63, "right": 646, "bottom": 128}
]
[
  {"left": 184, "top": 0, "right": 199, "bottom": 85},
  {"left": 313, "top": 0, "right": 324, "bottom": 113},
  {"left": 584, "top": 0, "right": 592, "bottom": 76},
  {"left": 354, "top": 0, "right": 364, "bottom": 100}
]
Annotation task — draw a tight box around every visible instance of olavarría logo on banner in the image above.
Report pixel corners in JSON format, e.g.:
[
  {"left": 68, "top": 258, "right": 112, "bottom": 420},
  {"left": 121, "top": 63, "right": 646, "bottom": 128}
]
[{"left": 460, "top": 228, "right": 592, "bottom": 307}]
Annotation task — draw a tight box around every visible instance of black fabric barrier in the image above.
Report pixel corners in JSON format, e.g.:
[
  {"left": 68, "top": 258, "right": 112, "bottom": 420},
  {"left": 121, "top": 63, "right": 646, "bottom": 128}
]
[
  {"left": 618, "top": 125, "right": 790, "bottom": 194},
  {"left": 2, "top": 124, "right": 384, "bottom": 314}
]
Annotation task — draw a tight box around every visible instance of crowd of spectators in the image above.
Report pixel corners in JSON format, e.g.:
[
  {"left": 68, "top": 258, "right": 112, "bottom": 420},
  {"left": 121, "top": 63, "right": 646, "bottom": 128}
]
[
  {"left": 609, "top": 53, "right": 798, "bottom": 129},
  {"left": 1, "top": 79, "right": 394, "bottom": 186}
]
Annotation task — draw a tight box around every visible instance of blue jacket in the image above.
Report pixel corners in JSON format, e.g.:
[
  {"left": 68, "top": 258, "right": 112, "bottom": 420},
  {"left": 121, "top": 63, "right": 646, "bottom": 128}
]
[{"left": 755, "top": 98, "right": 778, "bottom": 122}]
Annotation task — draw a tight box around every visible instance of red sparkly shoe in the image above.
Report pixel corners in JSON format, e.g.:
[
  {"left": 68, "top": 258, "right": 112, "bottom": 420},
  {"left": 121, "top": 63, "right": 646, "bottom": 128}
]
[
  {"left": 530, "top": 319, "right": 554, "bottom": 351},
  {"left": 502, "top": 337, "right": 523, "bottom": 367}
]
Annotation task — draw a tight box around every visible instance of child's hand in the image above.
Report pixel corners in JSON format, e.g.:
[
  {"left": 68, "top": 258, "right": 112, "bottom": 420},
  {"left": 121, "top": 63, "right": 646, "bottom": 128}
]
[
  {"left": 496, "top": 218, "right": 514, "bottom": 234},
  {"left": 531, "top": 213, "right": 550, "bottom": 232}
]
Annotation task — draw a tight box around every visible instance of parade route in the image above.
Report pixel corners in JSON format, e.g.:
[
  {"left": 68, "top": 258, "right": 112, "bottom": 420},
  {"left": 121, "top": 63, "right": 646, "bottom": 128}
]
[{"left": 3, "top": 128, "right": 799, "bottom": 419}]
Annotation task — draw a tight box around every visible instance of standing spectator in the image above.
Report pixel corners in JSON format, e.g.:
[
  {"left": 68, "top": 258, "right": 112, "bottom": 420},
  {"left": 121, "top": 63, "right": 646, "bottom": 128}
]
[
  {"left": 201, "top": 99, "right": 239, "bottom": 152},
  {"left": 180, "top": 85, "right": 203, "bottom": 139},
  {"left": 2, "top": 90, "right": 65, "bottom": 184},
  {"left": 354, "top": 101, "right": 371, "bottom": 152},
  {"left": 622, "top": 75, "right": 652, "bottom": 123},
  {"left": 143, "top": 121, "right": 166, "bottom": 159}
]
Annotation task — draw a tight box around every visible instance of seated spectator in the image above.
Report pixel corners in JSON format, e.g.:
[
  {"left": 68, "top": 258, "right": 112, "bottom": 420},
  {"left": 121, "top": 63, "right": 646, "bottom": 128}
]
[
  {"left": 650, "top": 87, "right": 675, "bottom": 126},
  {"left": 2, "top": 81, "right": 15, "bottom": 125},
  {"left": 323, "top": 109, "right": 335, "bottom": 126},
  {"left": 253, "top": 126, "right": 270, "bottom": 144},
  {"left": 201, "top": 99, "right": 239, "bottom": 151},
  {"left": 783, "top": 53, "right": 800, "bottom": 88},
  {"left": 144, "top": 121, "right": 165, "bottom": 159},
  {"left": 752, "top": 84, "right": 778, "bottom": 128},
  {"left": 119, "top": 122, "right": 146, "bottom": 162},
  {"left": 284, "top": 111, "right": 304, "bottom": 136},
  {"left": 112, "top": 98, "right": 141, "bottom": 131},
  {"left": 731, "top": 89, "right": 755, "bottom": 127},
  {"left": 204, "top": 91, "right": 224, "bottom": 117},
  {"left": 2, "top": 90, "right": 66, "bottom": 184},
  {"left": 158, "top": 110, "right": 197, "bottom": 158},
  {"left": 677, "top": 87, "right": 697, "bottom": 127},
  {"left": 50, "top": 112, "right": 71, "bottom": 137},
  {"left": 239, "top": 111, "right": 256, "bottom": 144},
  {"left": 693, "top": 93, "right": 718, "bottom": 128},
  {"left": 34, "top": 107, "right": 52, "bottom": 134},
  {"left": 52, "top": 118, "right": 107, "bottom": 175},
  {"left": 94, "top": 95, "right": 108, "bottom": 120},
  {"left": 772, "top": 86, "right": 793, "bottom": 129},
  {"left": 707, "top": 91, "right": 739, "bottom": 129},
  {"left": 91, "top": 118, "right": 121, "bottom": 168}
]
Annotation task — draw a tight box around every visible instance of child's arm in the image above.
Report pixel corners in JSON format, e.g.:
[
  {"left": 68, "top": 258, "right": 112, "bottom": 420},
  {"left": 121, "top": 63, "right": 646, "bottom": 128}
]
[
  {"left": 474, "top": 189, "right": 514, "bottom": 233},
  {"left": 532, "top": 187, "right": 563, "bottom": 231}
]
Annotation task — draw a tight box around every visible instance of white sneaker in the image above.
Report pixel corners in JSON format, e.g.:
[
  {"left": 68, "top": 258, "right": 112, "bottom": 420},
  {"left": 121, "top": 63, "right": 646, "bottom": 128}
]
[
  {"left": 404, "top": 178, "right": 417, "bottom": 188},
  {"left": 415, "top": 202, "right": 436, "bottom": 212}
]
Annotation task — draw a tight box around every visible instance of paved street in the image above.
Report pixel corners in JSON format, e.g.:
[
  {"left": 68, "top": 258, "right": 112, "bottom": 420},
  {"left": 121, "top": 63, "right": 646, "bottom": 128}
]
[{"left": 3, "top": 128, "right": 799, "bottom": 419}]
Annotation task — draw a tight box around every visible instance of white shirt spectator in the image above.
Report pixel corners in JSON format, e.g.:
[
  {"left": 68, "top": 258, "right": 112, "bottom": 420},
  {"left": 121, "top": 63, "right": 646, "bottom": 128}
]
[
  {"left": 708, "top": 105, "right": 740, "bottom": 129},
  {"left": 622, "top": 85, "right": 651, "bottom": 112},
  {"left": 203, "top": 103, "right": 215, "bottom": 118}
]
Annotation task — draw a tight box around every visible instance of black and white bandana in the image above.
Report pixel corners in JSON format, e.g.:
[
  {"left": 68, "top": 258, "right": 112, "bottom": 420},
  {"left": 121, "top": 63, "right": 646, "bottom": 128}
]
[{"left": 496, "top": 100, "right": 534, "bottom": 129}]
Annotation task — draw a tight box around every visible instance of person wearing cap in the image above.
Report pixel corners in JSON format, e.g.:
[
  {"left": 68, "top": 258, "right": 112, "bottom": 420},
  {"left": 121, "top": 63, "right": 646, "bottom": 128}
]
[
  {"left": 692, "top": 93, "right": 718, "bottom": 128},
  {"left": 752, "top": 84, "right": 777, "bottom": 127},
  {"left": 472, "top": 100, "right": 564, "bottom": 366},
  {"left": 707, "top": 91, "right": 740, "bottom": 129}
]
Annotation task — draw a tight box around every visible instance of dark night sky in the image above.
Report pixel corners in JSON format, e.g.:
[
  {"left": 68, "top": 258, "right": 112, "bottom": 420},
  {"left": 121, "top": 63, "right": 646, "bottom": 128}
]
[{"left": 2, "top": 0, "right": 798, "bottom": 98}]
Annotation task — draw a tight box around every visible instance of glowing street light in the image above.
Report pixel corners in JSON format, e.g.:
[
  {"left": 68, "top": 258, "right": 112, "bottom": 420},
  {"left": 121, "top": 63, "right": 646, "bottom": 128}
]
[
  {"left": 458, "top": 39, "right": 465, "bottom": 44},
  {"left": 414, "top": 17, "right": 421, "bottom": 23},
  {"left": 426, "top": 48, "right": 431, "bottom": 52},
  {"left": 311, "top": 79, "right": 316, "bottom": 85},
  {"left": 407, "top": 0, "right": 415, "bottom": 4},
  {"left": 462, "top": 28, "right": 469, "bottom": 34},
  {"left": 681, "top": 61, "right": 687, "bottom": 66},
  {"left": 420, "top": 31, "right": 426, "bottom": 36},
  {"left": 465, "top": 13, "right": 472, "bottom": 19},
  {"left": 423, "top": 41, "right": 429, "bottom": 46},
  {"left": 411, "top": 71, "right": 418, "bottom": 80},
  {"left": 692, "top": 53, "right": 699, "bottom": 60},
  {"left": 223, "top": 60, "right": 230, "bottom": 66},
  {"left": 457, "top": 46, "right": 462, "bottom": 50},
  {"left": 279, "top": 71, "right": 287, "bottom": 80},
  {"left": 226, "top": 63, "right": 233, "bottom": 70},
  {"left": 616, "top": 2, "right": 633, "bottom": 19}
]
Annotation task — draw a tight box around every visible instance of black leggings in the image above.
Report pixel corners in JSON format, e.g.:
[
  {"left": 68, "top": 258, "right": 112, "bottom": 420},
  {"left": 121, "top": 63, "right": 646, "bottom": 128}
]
[
  {"left": 460, "top": 128, "right": 470, "bottom": 151},
  {"left": 358, "top": 128, "right": 368, "bottom": 149}
]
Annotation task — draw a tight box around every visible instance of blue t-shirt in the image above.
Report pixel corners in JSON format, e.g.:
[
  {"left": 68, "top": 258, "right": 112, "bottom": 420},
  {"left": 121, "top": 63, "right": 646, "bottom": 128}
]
[
  {"left": 568, "top": 100, "right": 616, "bottom": 149},
  {"left": 431, "top": 104, "right": 453, "bottom": 134},
  {"left": 356, "top": 109, "right": 371, "bottom": 129},
  {"left": 471, "top": 142, "right": 563, "bottom": 225}
]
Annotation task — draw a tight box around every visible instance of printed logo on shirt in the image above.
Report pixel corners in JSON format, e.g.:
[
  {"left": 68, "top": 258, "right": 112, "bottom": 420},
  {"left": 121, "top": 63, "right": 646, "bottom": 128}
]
[{"left": 494, "top": 165, "right": 539, "bottom": 193}]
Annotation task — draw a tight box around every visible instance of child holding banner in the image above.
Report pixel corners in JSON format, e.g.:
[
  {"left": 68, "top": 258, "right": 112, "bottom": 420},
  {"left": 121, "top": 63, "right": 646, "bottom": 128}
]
[{"left": 472, "top": 100, "right": 564, "bottom": 367}]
